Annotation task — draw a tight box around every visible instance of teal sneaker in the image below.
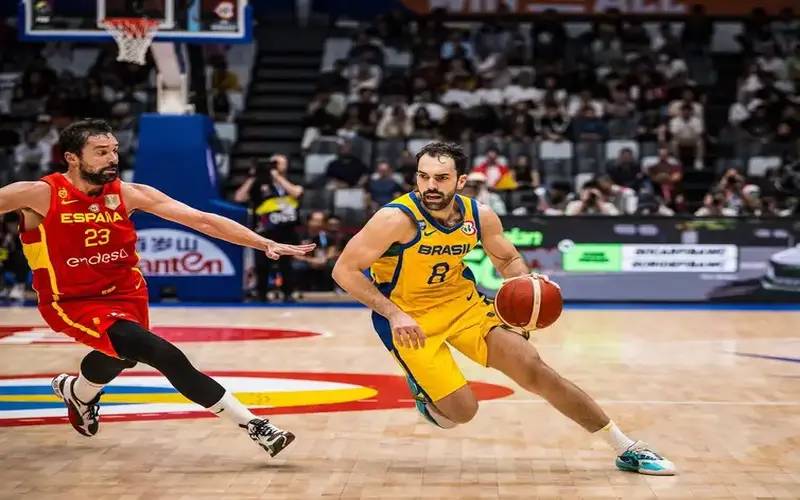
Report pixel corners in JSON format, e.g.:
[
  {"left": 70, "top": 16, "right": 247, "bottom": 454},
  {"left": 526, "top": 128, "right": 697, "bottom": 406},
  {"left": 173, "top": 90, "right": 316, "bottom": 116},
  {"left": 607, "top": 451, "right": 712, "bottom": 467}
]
[
  {"left": 403, "top": 375, "right": 456, "bottom": 429},
  {"left": 616, "top": 441, "right": 676, "bottom": 475}
]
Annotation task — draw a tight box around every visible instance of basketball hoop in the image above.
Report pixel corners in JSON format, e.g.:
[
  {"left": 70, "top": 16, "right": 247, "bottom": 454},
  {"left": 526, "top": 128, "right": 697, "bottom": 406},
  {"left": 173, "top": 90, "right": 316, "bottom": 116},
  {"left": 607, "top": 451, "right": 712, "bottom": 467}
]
[{"left": 102, "top": 17, "right": 160, "bottom": 65}]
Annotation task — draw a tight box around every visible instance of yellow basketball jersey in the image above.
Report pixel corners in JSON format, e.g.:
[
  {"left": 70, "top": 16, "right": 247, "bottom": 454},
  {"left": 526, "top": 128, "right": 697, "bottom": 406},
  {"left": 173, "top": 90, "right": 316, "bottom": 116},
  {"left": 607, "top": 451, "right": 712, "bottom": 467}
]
[{"left": 370, "top": 192, "right": 481, "bottom": 316}]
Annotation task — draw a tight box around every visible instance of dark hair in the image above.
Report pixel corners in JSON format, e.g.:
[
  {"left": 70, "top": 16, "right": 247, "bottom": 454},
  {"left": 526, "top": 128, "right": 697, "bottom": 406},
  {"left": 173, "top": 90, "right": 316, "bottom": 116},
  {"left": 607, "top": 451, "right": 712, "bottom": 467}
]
[
  {"left": 59, "top": 119, "right": 113, "bottom": 157},
  {"left": 415, "top": 142, "right": 468, "bottom": 176}
]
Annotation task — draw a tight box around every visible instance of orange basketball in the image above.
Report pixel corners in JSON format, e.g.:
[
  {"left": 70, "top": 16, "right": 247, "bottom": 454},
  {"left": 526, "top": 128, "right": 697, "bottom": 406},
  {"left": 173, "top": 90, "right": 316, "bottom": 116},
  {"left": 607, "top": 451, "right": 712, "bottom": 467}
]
[{"left": 494, "top": 275, "right": 563, "bottom": 331}]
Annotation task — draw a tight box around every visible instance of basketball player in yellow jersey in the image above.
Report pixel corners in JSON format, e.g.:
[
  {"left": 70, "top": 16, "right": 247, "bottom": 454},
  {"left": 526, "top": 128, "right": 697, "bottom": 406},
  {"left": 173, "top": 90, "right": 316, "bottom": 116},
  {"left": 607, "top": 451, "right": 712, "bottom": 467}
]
[{"left": 333, "top": 142, "right": 675, "bottom": 475}]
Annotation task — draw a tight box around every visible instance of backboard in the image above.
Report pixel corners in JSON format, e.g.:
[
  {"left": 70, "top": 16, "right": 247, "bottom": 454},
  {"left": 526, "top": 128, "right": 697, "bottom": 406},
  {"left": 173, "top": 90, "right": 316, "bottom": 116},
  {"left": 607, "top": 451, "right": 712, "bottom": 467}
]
[{"left": 19, "top": 0, "right": 252, "bottom": 43}]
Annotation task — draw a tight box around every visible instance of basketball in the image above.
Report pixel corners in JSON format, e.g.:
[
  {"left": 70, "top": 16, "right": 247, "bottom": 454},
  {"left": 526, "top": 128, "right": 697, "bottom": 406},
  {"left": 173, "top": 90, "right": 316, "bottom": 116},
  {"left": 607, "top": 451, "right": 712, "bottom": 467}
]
[{"left": 494, "top": 275, "right": 563, "bottom": 331}]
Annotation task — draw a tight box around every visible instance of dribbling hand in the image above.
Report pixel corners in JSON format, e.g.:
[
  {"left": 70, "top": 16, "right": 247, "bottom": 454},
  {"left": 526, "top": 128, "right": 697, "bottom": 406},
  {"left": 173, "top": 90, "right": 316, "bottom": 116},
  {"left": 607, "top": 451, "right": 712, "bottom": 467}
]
[{"left": 389, "top": 311, "right": 426, "bottom": 350}]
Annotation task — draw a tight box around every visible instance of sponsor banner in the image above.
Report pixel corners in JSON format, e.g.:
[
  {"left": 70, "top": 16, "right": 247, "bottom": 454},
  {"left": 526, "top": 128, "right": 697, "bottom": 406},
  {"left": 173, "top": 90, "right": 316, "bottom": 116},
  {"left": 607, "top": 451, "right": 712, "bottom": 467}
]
[
  {"left": 621, "top": 244, "right": 738, "bottom": 273},
  {"left": 464, "top": 216, "right": 800, "bottom": 302},
  {"left": 399, "top": 0, "right": 796, "bottom": 16},
  {"left": 136, "top": 228, "right": 235, "bottom": 277}
]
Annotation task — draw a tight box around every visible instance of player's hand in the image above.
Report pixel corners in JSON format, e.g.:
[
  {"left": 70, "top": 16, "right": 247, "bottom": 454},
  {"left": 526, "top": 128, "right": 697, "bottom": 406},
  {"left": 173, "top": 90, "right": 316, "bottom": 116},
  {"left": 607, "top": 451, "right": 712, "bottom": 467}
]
[
  {"left": 389, "top": 311, "right": 426, "bottom": 350},
  {"left": 531, "top": 272, "right": 561, "bottom": 290},
  {"left": 264, "top": 240, "right": 316, "bottom": 260}
]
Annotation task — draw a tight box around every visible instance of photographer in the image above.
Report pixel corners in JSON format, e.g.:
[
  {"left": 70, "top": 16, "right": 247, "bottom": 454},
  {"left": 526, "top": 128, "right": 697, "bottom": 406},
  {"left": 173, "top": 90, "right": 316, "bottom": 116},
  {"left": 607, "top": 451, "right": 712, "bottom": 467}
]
[
  {"left": 234, "top": 154, "right": 303, "bottom": 302},
  {"left": 565, "top": 181, "right": 620, "bottom": 215}
]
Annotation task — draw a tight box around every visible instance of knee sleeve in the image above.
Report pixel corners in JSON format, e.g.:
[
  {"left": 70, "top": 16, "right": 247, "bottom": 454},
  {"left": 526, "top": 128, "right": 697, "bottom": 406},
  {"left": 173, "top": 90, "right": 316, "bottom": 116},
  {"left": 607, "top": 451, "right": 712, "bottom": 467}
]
[{"left": 80, "top": 350, "right": 137, "bottom": 385}]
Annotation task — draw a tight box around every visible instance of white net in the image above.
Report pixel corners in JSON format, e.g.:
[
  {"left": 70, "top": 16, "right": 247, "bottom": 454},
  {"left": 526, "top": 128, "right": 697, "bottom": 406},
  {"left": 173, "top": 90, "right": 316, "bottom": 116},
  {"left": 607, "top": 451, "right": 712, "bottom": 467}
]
[{"left": 102, "top": 18, "right": 160, "bottom": 65}]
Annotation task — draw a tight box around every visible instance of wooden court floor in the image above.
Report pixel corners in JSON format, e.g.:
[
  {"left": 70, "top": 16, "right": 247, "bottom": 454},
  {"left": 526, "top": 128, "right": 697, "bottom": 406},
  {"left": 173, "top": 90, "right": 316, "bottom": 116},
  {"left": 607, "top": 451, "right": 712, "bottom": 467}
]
[{"left": 0, "top": 305, "right": 799, "bottom": 499}]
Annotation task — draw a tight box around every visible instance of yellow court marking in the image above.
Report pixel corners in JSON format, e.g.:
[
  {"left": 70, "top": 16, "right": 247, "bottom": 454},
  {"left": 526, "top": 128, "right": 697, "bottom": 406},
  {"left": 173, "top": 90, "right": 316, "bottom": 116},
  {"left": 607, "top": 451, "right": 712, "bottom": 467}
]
[{"left": 0, "top": 387, "right": 378, "bottom": 408}]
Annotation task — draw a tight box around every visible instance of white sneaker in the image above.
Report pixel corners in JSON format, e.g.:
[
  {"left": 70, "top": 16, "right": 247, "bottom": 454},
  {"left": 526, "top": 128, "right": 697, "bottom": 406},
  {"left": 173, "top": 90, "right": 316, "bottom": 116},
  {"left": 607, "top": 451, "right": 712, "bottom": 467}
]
[
  {"left": 242, "top": 418, "right": 295, "bottom": 457},
  {"left": 51, "top": 374, "right": 102, "bottom": 437}
]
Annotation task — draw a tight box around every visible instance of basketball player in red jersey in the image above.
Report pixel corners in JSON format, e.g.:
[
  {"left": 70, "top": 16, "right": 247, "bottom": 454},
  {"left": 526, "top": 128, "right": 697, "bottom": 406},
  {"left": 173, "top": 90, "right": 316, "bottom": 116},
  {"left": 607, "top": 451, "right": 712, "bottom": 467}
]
[{"left": 0, "top": 119, "right": 314, "bottom": 458}]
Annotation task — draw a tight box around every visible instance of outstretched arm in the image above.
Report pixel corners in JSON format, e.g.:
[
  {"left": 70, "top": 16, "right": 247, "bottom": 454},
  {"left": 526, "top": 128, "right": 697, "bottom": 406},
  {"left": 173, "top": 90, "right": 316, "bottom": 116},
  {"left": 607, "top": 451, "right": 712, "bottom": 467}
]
[
  {"left": 122, "top": 182, "right": 314, "bottom": 260},
  {"left": 479, "top": 203, "right": 529, "bottom": 279},
  {"left": 332, "top": 207, "right": 426, "bottom": 349},
  {"left": 0, "top": 182, "right": 50, "bottom": 217}
]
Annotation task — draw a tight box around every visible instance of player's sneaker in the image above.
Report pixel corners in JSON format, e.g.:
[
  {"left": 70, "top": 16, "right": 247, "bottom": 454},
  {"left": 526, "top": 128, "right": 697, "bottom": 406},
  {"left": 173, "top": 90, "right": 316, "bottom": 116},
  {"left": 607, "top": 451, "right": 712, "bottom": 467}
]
[
  {"left": 242, "top": 418, "right": 295, "bottom": 457},
  {"left": 615, "top": 441, "right": 676, "bottom": 475},
  {"left": 51, "top": 374, "right": 102, "bottom": 437}
]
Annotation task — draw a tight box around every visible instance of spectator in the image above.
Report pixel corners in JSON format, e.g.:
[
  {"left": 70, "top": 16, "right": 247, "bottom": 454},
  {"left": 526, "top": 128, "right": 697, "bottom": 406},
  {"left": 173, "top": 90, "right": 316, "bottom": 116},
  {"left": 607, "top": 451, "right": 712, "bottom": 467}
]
[
  {"left": 621, "top": 19, "right": 650, "bottom": 54},
  {"left": 681, "top": 4, "right": 714, "bottom": 53},
  {"left": 396, "top": 149, "right": 418, "bottom": 186},
  {"left": 439, "top": 103, "right": 470, "bottom": 142},
  {"left": 787, "top": 44, "right": 800, "bottom": 90},
  {"left": 669, "top": 103, "right": 705, "bottom": 168},
  {"left": 567, "top": 90, "right": 604, "bottom": 118},
  {"left": 504, "top": 102, "right": 536, "bottom": 140},
  {"left": 324, "top": 141, "right": 369, "bottom": 188},
  {"left": 472, "top": 146, "right": 516, "bottom": 190},
  {"left": 511, "top": 154, "right": 539, "bottom": 188},
  {"left": 739, "top": 8, "right": 775, "bottom": 56},
  {"left": 344, "top": 57, "right": 382, "bottom": 96},
  {"left": 606, "top": 147, "right": 643, "bottom": 190},
  {"left": 366, "top": 161, "right": 405, "bottom": 210},
  {"left": 537, "top": 103, "right": 571, "bottom": 141},
  {"left": 635, "top": 192, "right": 675, "bottom": 216},
  {"left": 756, "top": 44, "right": 788, "bottom": 82},
  {"left": 668, "top": 89, "right": 704, "bottom": 121},
  {"left": 210, "top": 57, "right": 241, "bottom": 93},
  {"left": 318, "top": 59, "right": 349, "bottom": 94},
  {"left": 741, "top": 105, "right": 773, "bottom": 140},
  {"left": 771, "top": 8, "right": 800, "bottom": 55},
  {"left": 596, "top": 174, "right": 636, "bottom": 214},
  {"left": 645, "top": 146, "right": 684, "bottom": 210},
  {"left": 695, "top": 191, "right": 738, "bottom": 217},
  {"left": 572, "top": 106, "right": 608, "bottom": 142},
  {"left": 347, "top": 32, "right": 384, "bottom": 66},
  {"left": 652, "top": 22, "right": 681, "bottom": 58},
  {"left": 294, "top": 211, "right": 338, "bottom": 291},
  {"left": 565, "top": 181, "right": 620, "bottom": 215},
  {"left": 376, "top": 103, "right": 412, "bottom": 139},
  {"left": 538, "top": 181, "right": 572, "bottom": 215},
  {"left": 233, "top": 155, "right": 302, "bottom": 302},
  {"left": 441, "top": 31, "right": 475, "bottom": 62},
  {"left": 530, "top": 9, "right": 567, "bottom": 63},
  {"left": 716, "top": 168, "right": 760, "bottom": 214},
  {"left": 14, "top": 131, "right": 49, "bottom": 180},
  {"left": 408, "top": 106, "right": 438, "bottom": 138},
  {"left": 0, "top": 212, "right": 29, "bottom": 302},
  {"left": 606, "top": 85, "right": 636, "bottom": 119},
  {"left": 460, "top": 172, "right": 507, "bottom": 215}
]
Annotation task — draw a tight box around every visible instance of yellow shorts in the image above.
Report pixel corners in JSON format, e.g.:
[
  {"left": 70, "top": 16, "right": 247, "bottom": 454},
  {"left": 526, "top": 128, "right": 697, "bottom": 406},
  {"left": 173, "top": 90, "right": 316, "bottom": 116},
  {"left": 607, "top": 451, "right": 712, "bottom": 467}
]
[{"left": 372, "top": 296, "right": 503, "bottom": 402}]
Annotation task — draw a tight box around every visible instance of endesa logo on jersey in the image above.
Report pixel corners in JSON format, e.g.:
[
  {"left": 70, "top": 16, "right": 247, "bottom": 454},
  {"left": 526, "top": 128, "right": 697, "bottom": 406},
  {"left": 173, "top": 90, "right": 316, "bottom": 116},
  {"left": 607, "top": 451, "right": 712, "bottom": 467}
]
[
  {"left": 136, "top": 228, "right": 235, "bottom": 276},
  {"left": 67, "top": 249, "right": 130, "bottom": 268}
]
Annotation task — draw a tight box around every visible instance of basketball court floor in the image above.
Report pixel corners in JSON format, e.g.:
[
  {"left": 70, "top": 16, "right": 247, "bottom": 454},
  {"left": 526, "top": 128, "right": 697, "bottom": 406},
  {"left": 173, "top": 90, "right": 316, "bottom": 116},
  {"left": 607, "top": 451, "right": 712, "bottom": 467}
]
[{"left": 1, "top": 304, "right": 798, "bottom": 499}]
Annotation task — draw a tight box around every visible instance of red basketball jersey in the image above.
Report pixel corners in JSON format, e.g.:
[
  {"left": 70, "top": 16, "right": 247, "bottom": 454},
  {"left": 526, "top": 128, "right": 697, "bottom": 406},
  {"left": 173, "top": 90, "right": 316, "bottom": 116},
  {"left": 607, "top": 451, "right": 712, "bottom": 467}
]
[{"left": 20, "top": 173, "right": 143, "bottom": 303}]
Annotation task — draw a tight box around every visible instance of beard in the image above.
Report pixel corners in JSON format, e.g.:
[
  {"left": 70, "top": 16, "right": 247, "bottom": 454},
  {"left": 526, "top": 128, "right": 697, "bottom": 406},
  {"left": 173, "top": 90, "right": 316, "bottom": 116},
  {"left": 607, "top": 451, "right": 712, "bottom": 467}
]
[
  {"left": 419, "top": 188, "right": 456, "bottom": 211},
  {"left": 79, "top": 162, "right": 119, "bottom": 186}
]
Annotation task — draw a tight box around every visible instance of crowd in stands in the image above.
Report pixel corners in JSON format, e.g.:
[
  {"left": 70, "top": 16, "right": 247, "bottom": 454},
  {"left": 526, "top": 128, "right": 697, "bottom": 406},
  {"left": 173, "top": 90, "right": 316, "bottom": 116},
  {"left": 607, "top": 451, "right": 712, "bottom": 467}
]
[{"left": 301, "top": 6, "right": 800, "bottom": 218}]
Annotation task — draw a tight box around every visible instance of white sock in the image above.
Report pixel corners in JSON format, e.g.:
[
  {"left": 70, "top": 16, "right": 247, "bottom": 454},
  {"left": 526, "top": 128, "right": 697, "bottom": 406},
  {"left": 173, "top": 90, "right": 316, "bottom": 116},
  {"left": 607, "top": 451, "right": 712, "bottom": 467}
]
[
  {"left": 595, "top": 420, "right": 636, "bottom": 454},
  {"left": 206, "top": 391, "right": 257, "bottom": 427},
  {"left": 72, "top": 372, "right": 104, "bottom": 404}
]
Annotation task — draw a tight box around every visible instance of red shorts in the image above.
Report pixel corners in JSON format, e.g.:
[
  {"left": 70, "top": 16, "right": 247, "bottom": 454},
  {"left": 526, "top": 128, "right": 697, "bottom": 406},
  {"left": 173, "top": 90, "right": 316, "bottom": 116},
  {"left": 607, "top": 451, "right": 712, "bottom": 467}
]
[{"left": 38, "top": 286, "right": 150, "bottom": 358}]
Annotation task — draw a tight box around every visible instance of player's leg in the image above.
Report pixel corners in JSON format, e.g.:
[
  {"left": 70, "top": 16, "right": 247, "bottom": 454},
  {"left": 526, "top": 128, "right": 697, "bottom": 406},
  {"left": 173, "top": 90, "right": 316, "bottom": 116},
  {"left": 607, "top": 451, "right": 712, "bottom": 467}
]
[
  {"left": 106, "top": 320, "right": 294, "bottom": 457},
  {"left": 486, "top": 327, "right": 675, "bottom": 475},
  {"left": 51, "top": 350, "right": 137, "bottom": 437}
]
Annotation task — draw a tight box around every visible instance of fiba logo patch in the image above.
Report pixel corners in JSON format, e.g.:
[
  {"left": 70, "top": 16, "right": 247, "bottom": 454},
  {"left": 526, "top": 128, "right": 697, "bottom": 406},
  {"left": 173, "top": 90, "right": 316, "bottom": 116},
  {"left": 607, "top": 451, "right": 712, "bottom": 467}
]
[
  {"left": 417, "top": 220, "right": 427, "bottom": 232},
  {"left": 461, "top": 221, "right": 476, "bottom": 235},
  {"left": 214, "top": 1, "right": 235, "bottom": 20},
  {"left": 88, "top": 204, "right": 101, "bottom": 214}
]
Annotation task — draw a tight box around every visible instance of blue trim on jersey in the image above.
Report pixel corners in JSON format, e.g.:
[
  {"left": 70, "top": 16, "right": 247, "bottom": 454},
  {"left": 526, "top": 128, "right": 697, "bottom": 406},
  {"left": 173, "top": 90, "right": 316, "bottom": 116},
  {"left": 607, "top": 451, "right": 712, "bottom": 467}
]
[
  {"left": 409, "top": 192, "right": 466, "bottom": 234},
  {"left": 470, "top": 197, "right": 482, "bottom": 241},
  {"left": 384, "top": 202, "right": 421, "bottom": 249},
  {"left": 371, "top": 311, "right": 394, "bottom": 350}
]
